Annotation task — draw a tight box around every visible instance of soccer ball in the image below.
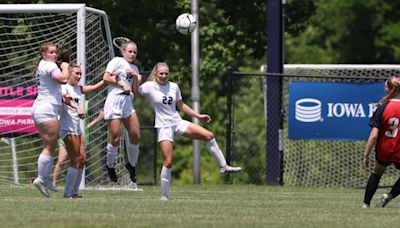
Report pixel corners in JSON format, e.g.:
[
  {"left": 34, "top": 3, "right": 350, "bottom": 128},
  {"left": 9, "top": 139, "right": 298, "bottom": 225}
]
[{"left": 176, "top": 13, "right": 197, "bottom": 35}]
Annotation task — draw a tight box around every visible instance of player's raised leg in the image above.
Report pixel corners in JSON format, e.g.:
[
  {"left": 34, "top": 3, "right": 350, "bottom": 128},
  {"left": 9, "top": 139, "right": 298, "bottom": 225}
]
[{"left": 183, "top": 122, "right": 242, "bottom": 176}]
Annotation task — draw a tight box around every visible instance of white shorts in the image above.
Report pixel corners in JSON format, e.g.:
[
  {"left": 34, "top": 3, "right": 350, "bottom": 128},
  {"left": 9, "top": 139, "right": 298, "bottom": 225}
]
[
  {"left": 31, "top": 100, "right": 61, "bottom": 125},
  {"left": 104, "top": 93, "right": 135, "bottom": 120},
  {"left": 59, "top": 113, "right": 81, "bottom": 139},
  {"left": 157, "top": 120, "right": 190, "bottom": 142},
  {"left": 59, "top": 124, "right": 82, "bottom": 139}
]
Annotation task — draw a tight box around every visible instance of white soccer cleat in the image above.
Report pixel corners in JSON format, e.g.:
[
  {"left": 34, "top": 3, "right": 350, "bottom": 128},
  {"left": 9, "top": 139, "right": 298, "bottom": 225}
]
[
  {"left": 160, "top": 195, "right": 169, "bottom": 201},
  {"left": 377, "top": 193, "right": 391, "bottom": 208},
  {"left": 220, "top": 165, "right": 242, "bottom": 176},
  {"left": 130, "top": 182, "right": 143, "bottom": 191},
  {"left": 362, "top": 203, "right": 370, "bottom": 209},
  {"left": 33, "top": 178, "right": 50, "bottom": 197}
]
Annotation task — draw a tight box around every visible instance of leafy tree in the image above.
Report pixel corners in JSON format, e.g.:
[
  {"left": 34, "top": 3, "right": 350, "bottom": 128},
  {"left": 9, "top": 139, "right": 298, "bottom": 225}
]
[
  {"left": 3, "top": 0, "right": 316, "bottom": 184},
  {"left": 285, "top": 0, "right": 400, "bottom": 64}
]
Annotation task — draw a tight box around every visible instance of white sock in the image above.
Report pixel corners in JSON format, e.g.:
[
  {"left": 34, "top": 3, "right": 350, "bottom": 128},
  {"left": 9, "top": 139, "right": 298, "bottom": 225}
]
[
  {"left": 106, "top": 143, "right": 118, "bottom": 168},
  {"left": 37, "top": 154, "right": 52, "bottom": 183},
  {"left": 160, "top": 166, "right": 171, "bottom": 197},
  {"left": 45, "top": 156, "right": 54, "bottom": 185},
  {"left": 72, "top": 168, "right": 83, "bottom": 196},
  {"left": 127, "top": 143, "right": 139, "bottom": 167},
  {"left": 207, "top": 138, "right": 227, "bottom": 167},
  {"left": 64, "top": 167, "right": 78, "bottom": 197}
]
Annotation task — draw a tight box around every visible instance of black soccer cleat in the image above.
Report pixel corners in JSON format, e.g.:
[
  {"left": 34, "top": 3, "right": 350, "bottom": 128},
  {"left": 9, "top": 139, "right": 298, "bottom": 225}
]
[
  {"left": 125, "top": 163, "right": 137, "bottom": 183},
  {"left": 106, "top": 166, "right": 118, "bottom": 183},
  {"left": 377, "top": 193, "right": 392, "bottom": 208}
]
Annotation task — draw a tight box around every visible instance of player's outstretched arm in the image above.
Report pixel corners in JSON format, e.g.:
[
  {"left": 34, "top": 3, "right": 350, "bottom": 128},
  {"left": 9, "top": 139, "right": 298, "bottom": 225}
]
[
  {"left": 87, "top": 110, "right": 104, "bottom": 128},
  {"left": 176, "top": 100, "right": 211, "bottom": 123},
  {"left": 81, "top": 80, "right": 105, "bottom": 94}
]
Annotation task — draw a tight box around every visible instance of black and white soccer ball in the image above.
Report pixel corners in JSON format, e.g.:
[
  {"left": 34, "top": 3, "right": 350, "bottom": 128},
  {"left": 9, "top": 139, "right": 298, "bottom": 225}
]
[{"left": 176, "top": 13, "right": 197, "bottom": 35}]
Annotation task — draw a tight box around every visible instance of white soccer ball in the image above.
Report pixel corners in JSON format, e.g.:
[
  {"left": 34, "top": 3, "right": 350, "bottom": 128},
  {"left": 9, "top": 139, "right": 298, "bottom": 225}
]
[{"left": 176, "top": 13, "right": 197, "bottom": 35}]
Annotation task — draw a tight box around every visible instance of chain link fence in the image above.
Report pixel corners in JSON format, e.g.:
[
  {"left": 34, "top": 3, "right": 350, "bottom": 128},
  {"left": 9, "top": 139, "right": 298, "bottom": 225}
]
[{"left": 227, "top": 65, "right": 400, "bottom": 187}]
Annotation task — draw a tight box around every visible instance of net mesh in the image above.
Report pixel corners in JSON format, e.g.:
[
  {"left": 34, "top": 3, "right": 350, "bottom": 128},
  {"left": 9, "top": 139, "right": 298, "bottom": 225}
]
[
  {"left": 0, "top": 8, "right": 156, "bottom": 188},
  {"left": 231, "top": 65, "right": 400, "bottom": 187}
]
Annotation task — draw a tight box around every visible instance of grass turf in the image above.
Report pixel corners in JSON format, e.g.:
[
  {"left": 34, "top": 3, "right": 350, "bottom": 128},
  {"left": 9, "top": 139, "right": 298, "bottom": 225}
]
[{"left": 0, "top": 185, "right": 398, "bottom": 227}]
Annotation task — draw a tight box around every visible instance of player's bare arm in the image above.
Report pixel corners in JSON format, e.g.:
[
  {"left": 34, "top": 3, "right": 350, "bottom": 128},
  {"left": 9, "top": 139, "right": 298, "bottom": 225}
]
[
  {"left": 363, "top": 127, "right": 379, "bottom": 169},
  {"left": 176, "top": 100, "right": 211, "bottom": 123},
  {"left": 62, "top": 95, "right": 84, "bottom": 119},
  {"left": 81, "top": 80, "right": 105, "bottom": 94}
]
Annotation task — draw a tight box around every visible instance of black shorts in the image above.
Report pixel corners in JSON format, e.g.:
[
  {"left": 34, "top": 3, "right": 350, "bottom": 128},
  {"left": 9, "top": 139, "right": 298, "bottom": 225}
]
[{"left": 376, "top": 159, "right": 400, "bottom": 170}]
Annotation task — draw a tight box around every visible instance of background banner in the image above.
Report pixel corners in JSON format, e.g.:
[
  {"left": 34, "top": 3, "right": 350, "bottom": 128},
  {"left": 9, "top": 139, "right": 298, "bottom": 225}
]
[
  {"left": 0, "top": 82, "right": 38, "bottom": 134},
  {"left": 288, "top": 81, "right": 385, "bottom": 140}
]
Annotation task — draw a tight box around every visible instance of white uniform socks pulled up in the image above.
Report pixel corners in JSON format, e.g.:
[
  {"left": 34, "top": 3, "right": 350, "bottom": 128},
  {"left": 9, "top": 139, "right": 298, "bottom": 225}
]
[
  {"left": 127, "top": 143, "right": 139, "bottom": 167},
  {"left": 106, "top": 143, "right": 118, "bottom": 168},
  {"left": 206, "top": 138, "right": 227, "bottom": 167},
  {"left": 38, "top": 153, "right": 53, "bottom": 184},
  {"left": 160, "top": 166, "right": 171, "bottom": 197},
  {"left": 64, "top": 167, "right": 79, "bottom": 197}
]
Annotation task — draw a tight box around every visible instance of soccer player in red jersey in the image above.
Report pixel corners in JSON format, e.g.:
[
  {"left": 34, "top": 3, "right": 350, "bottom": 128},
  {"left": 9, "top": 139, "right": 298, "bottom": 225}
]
[{"left": 363, "top": 76, "right": 400, "bottom": 208}]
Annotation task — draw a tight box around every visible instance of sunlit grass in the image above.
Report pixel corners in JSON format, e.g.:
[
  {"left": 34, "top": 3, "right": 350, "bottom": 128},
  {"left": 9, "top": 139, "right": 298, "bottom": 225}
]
[{"left": 0, "top": 185, "right": 398, "bottom": 227}]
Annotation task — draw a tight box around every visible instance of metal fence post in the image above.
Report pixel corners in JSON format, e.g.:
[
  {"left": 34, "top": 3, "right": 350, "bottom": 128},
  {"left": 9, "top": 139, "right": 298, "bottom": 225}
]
[
  {"left": 266, "top": 0, "right": 284, "bottom": 185},
  {"left": 225, "top": 67, "right": 234, "bottom": 184}
]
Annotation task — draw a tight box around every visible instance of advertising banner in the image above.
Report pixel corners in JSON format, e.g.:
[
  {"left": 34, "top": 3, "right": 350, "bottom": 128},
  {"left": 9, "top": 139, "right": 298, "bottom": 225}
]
[
  {"left": 0, "top": 82, "right": 38, "bottom": 134},
  {"left": 288, "top": 81, "right": 385, "bottom": 140}
]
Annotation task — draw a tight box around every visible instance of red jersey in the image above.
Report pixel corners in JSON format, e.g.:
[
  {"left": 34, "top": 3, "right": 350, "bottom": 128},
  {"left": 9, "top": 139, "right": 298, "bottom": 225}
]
[{"left": 370, "top": 100, "right": 400, "bottom": 163}]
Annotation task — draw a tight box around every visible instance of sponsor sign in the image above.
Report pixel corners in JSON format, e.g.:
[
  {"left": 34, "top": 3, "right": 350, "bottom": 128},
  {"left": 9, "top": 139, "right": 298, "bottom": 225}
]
[
  {"left": 288, "top": 82, "right": 385, "bottom": 140},
  {"left": 0, "top": 83, "right": 38, "bottom": 134}
]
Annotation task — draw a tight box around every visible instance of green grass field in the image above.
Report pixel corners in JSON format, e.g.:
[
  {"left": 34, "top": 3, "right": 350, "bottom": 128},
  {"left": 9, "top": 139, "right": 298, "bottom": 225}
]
[{"left": 0, "top": 184, "right": 399, "bottom": 227}]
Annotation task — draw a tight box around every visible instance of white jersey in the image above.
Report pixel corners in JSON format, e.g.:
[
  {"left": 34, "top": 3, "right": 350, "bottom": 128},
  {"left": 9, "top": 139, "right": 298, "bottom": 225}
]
[
  {"left": 139, "top": 81, "right": 183, "bottom": 128},
  {"left": 105, "top": 57, "right": 139, "bottom": 96},
  {"left": 35, "top": 60, "right": 62, "bottom": 105},
  {"left": 59, "top": 83, "right": 82, "bottom": 137}
]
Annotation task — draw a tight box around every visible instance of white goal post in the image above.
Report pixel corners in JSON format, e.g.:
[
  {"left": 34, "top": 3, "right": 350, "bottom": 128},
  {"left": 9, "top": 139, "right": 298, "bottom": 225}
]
[{"left": 0, "top": 4, "right": 115, "bottom": 188}]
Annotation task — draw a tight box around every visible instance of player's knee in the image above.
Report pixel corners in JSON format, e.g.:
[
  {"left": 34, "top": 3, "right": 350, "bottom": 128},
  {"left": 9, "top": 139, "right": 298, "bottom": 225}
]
[
  {"left": 81, "top": 153, "right": 86, "bottom": 161},
  {"left": 78, "top": 154, "right": 86, "bottom": 167},
  {"left": 163, "top": 160, "right": 173, "bottom": 168},
  {"left": 70, "top": 160, "right": 79, "bottom": 169},
  {"left": 204, "top": 132, "right": 214, "bottom": 141},
  {"left": 163, "top": 163, "right": 172, "bottom": 169},
  {"left": 110, "top": 137, "right": 120, "bottom": 146},
  {"left": 373, "top": 170, "right": 385, "bottom": 176},
  {"left": 130, "top": 133, "right": 141, "bottom": 144}
]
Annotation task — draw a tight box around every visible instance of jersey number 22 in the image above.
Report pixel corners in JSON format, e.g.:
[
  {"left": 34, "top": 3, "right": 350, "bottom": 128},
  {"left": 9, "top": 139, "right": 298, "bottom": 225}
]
[{"left": 162, "top": 96, "right": 173, "bottom": 105}]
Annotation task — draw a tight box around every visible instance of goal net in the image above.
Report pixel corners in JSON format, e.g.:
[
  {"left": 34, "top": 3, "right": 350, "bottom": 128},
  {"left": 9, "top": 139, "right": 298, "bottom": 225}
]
[
  {"left": 0, "top": 4, "right": 156, "bottom": 189},
  {"left": 230, "top": 64, "right": 400, "bottom": 188}
]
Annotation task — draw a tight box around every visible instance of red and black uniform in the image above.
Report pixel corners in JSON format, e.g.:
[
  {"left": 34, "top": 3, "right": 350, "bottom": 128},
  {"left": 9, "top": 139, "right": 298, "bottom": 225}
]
[{"left": 370, "top": 100, "right": 400, "bottom": 166}]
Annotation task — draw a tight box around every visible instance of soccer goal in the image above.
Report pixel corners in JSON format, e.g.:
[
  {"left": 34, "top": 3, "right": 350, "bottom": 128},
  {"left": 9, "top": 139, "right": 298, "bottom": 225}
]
[{"left": 0, "top": 4, "right": 156, "bottom": 189}]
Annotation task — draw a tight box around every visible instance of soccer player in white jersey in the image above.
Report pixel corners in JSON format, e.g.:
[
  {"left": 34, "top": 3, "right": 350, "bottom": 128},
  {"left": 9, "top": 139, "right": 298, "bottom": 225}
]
[
  {"left": 103, "top": 38, "right": 142, "bottom": 190},
  {"left": 52, "top": 109, "right": 104, "bottom": 189},
  {"left": 132, "top": 62, "right": 242, "bottom": 200},
  {"left": 59, "top": 64, "right": 104, "bottom": 198},
  {"left": 31, "top": 42, "right": 69, "bottom": 197}
]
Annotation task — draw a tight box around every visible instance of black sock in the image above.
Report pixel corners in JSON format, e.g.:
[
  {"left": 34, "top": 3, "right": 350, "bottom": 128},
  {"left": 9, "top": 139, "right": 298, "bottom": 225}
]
[
  {"left": 389, "top": 177, "right": 400, "bottom": 200},
  {"left": 364, "top": 173, "right": 381, "bottom": 205}
]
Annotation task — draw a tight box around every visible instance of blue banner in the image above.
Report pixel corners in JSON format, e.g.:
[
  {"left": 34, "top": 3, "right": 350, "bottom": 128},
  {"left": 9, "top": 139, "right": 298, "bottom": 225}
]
[{"left": 288, "top": 81, "right": 385, "bottom": 140}]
